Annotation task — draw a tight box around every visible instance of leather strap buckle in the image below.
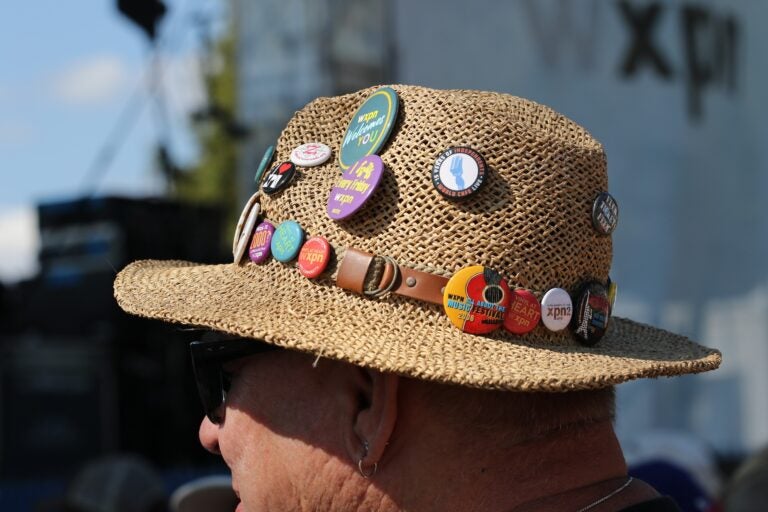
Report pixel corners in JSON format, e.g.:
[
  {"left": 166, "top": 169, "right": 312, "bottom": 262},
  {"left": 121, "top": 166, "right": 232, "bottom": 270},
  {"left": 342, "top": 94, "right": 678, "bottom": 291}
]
[{"left": 337, "top": 248, "right": 448, "bottom": 305}]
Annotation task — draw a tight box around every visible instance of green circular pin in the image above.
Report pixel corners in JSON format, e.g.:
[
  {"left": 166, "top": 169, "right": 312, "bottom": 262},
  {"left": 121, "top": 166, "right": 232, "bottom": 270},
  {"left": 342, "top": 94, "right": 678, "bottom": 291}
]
[
  {"left": 338, "top": 87, "right": 399, "bottom": 170},
  {"left": 254, "top": 145, "right": 275, "bottom": 185}
]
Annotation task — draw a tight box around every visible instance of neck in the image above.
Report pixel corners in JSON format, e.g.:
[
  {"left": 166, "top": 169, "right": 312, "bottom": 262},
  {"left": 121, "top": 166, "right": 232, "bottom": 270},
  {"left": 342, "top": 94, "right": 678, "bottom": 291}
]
[{"left": 384, "top": 420, "right": 654, "bottom": 512}]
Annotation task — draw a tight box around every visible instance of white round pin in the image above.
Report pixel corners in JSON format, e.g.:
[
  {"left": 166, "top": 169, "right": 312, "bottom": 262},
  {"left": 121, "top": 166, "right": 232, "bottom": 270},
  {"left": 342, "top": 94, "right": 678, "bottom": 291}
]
[
  {"left": 540, "top": 288, "right": 573, "bottom": 332},
  {"left": 290, "top": 142, "right": 332, "bottom": 167},
  {"left": 232, "top": 192, "right": 260, "bottom": 256},
  {"left": 234, "top": 202, "right": 261, "bottom": 264}
]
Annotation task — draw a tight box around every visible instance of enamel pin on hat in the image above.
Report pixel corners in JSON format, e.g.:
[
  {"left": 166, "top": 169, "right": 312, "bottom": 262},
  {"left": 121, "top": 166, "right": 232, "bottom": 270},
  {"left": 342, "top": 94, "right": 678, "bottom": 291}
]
[
  {"left": 290, "top": 142, "right": 332, "bottom": 167},
  {"left": 443, "top": 265, "right": 510, "bottom": 334},
  {"left": 432, "top": 147, "right": 487, "bottom": 200},
  {"left": 327, "top": 155, "right": 384, "bottom": 220},
  {"left": 338, "top": 87, "right": 399, "bottom": 170},
  {"left": 262, "top": 162, "right": 296, "bottom": 195}
]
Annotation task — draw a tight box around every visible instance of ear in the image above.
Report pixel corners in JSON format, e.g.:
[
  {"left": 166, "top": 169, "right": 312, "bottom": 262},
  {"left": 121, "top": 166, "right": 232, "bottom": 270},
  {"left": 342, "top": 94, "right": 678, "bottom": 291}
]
[{"left": 343, "top": 368, "right": 399, "bottom": 468}]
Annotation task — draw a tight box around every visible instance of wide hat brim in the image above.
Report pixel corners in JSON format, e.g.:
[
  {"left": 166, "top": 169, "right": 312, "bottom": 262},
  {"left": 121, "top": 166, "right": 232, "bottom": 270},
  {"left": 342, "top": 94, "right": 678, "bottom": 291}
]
[{"left": 115, "top": 259, "right": 720, "bottom": 391}]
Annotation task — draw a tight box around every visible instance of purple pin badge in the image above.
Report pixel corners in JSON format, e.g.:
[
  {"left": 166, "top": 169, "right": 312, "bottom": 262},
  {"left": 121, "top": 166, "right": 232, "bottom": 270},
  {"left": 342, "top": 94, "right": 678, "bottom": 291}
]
[
  {"left": 327, "top": 155, "right": 384, "bottom": 220},
  {"left": 249, "top": 221, "right": 275, "bottom": 263}
]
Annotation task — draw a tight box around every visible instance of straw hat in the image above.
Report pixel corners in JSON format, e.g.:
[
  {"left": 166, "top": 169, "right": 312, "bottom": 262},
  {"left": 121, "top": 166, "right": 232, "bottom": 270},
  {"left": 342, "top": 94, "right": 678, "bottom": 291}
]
[{"left": 114, "top": 84, "right": 720, "bottom": 391}]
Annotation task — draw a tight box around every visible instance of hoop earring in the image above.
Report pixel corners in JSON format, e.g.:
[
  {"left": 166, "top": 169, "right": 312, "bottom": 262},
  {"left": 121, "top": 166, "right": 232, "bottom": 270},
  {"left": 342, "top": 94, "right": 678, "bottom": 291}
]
[
  {"left": 357, "top": 440, "right": 378, "bottom": 478},
  {"left": 358, "top": 458, "right": 378, "bottom": 478}
]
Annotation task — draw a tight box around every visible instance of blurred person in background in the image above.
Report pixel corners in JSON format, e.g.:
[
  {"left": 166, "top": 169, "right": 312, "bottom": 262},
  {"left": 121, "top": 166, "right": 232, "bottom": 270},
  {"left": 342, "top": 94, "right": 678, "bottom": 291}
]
[
  {"left": 721, "top": 445, "right": 768, "bottom": 512},
  {"left": 624, "top": 429, "right": 723, "bottom": 512},
  {"left": 41, "top": 455, "right": 167, "bottom": 512},
  {"left": 170, "top": 475, "right": 238, "bottom": 512},
  {"left": 114, "top": 85, "right": 722, "bottom": 511}
]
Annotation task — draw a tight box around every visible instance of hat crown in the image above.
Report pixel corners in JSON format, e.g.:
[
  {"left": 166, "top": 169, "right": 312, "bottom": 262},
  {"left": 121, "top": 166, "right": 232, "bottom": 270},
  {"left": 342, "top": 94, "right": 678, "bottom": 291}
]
[{"left": 262, "top": 85, "right": 611, "bottom": 294}]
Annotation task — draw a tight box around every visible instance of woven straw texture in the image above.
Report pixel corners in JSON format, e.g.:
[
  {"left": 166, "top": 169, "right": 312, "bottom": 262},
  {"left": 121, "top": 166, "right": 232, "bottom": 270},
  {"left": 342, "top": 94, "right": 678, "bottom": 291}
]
[{"left": 114, "top": 85, "right": 721, "bottom": 391}]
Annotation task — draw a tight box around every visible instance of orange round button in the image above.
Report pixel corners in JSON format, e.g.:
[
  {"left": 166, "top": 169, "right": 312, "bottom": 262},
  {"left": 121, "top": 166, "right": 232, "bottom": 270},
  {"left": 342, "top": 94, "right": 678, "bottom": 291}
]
[
  {"left": 443, "top": 265, "right": 510, "bottom": 334},
  {"left": 297, "top": 236, "right": 331, "bottom": 279},
  {"left": 503, "top": 289, "right": 541, "bottom": 335}
]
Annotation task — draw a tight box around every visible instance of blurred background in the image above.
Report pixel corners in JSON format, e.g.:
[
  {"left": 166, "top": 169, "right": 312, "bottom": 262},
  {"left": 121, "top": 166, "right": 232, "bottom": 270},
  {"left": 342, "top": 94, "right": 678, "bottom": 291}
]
[{"left": 1, "top": 0, "right": 765, "bottom": 510}]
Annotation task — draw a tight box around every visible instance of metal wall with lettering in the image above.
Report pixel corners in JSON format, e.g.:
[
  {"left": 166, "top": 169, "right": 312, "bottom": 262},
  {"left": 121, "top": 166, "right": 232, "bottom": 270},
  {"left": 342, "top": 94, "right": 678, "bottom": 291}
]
[{"left": 394, "top": 0, "right": 767, "bottom": 453}]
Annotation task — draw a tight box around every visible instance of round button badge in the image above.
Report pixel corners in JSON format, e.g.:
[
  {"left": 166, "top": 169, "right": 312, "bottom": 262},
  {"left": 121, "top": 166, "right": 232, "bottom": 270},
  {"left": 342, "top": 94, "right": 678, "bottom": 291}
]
[
  {"left": 262, "top": 162, "right": 296, "bottom": 195},
  {"left": 432, "top": 147, "right": 487, "bottom": 200},
  {"left": 571, "top": 282, "right": 611, "bottom": 346},
  {"left": 443, "top": 265, "right": 510, "bottom": 335},
  {"left": 503, "top": 289, "right": 541, "bottom": 335},
  {"left": 290, "top": 142, "right": 331, "bottom": 167},
  {"left": 592, "top": 192, "right": 619, "bottom": 235},
  {"left": 540, "top": 288, "right": 573, "bottom": 332},
  {"left": 249, "top": 220, "right": 275, "bottom": 264},
  {"left": 327, "top": 155, "right": 384, "bottom": 220},
  {"left": 339, "top": 87, "right": 399, "bottom": 170},
  {"left": 232, "top": 192, "right": 260, "bottom": 256},
  {"left": 297, "top": 236, "right": 331, "bottom": 279},
  {"left": 254, "top": 145, "right": 275, "bottom": 186},
  {"left": 233, "top": 202, "right": 261, "bottom": 265},
  {"left": 271, "top": 220, "right": 305, "bottom": 262}
]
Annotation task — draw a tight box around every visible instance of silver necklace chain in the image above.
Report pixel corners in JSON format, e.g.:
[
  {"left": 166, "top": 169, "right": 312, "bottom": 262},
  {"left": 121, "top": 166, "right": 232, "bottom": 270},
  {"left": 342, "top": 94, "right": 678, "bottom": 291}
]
[{"left": 575, "top": 477, "right": 634, "bottom": 512}]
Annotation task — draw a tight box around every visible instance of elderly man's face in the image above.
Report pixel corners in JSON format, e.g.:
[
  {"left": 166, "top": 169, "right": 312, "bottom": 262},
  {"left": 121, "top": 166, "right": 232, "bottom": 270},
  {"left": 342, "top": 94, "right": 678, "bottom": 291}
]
[{"left": 198, "top": 349, "right": 357, "bottom": 511}]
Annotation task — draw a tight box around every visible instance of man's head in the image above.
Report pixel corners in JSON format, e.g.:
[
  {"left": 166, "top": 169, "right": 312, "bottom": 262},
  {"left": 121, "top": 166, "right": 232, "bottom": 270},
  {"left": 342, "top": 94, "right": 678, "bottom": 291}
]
[
  {"left": 115, "top": 85, "right": 721, "bottom": 511},
  {"left": 194, "top": 336, "right": 617, "bottom": 511}
]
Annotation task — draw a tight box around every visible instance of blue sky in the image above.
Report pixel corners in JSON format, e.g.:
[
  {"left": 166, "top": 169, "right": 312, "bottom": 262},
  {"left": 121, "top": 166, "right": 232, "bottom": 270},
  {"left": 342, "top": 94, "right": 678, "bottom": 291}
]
[{"left": 0, "top": 1, "right": 218, "bottom": 281}]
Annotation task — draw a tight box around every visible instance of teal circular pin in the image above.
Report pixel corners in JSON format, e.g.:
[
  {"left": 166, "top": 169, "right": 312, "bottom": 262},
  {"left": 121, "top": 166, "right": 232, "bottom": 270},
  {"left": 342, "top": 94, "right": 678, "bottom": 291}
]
[
  {"left": 338, "top": 87, "right": 399, "bottom": 170},
  {"left": 254, "top": 145, "right": 275, "bottom": 185},
  {"left": 271, "top": 220, "right": 305, "bottom": 262}
]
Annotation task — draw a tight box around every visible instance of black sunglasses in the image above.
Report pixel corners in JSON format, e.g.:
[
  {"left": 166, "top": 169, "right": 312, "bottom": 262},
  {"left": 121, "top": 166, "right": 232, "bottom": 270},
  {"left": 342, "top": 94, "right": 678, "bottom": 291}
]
[{"left": 190, "top": 335, "right": 279, "bottom": 424}]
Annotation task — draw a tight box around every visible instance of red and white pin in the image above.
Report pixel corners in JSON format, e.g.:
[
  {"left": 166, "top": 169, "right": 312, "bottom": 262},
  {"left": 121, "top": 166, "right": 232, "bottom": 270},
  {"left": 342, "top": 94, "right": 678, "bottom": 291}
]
[{"left": 290, "top": 142, "right": 332, "bottom": 167}]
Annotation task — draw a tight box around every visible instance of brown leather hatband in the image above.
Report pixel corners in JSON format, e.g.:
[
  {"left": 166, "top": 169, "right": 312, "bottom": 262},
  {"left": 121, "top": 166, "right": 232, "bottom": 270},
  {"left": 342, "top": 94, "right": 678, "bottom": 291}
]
[{"left": 337, "top": 248, "right": 448, "bottom": 305}]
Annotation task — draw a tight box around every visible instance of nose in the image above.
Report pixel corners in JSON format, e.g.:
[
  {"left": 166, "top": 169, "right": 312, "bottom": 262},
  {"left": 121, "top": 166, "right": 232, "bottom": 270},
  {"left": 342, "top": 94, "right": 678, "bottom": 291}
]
[{"left": 199, "top": 416, "right": 221, "bottom": 455}]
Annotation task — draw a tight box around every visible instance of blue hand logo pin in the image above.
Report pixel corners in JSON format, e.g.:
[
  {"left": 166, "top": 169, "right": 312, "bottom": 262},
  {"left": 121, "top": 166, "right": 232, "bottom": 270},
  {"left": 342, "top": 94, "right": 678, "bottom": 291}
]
[{"left": 450, "top": 156, "right": 465, "bottom": 190}]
